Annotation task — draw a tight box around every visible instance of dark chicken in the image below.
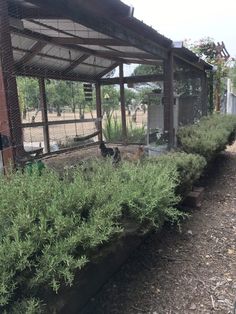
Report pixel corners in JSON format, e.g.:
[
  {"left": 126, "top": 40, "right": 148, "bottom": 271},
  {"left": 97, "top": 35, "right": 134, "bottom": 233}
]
[
  {"left": 112, "top": 147, "right": 121, "bottom": 166},
  {"left": 99, "top": 141, "right": 114, "bottom": 157}
]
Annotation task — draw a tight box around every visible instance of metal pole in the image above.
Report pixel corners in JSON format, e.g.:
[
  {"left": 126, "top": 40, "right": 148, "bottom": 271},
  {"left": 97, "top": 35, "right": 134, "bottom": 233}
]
[{"left": 39, "top": 78, "right": 50, "bottom": 153}]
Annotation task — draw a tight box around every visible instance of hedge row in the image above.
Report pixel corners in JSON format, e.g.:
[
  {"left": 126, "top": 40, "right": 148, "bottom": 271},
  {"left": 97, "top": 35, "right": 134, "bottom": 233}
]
[
  {"left": 0, "top": 160, "right": 184, "bottom": 313},
  {"left": 1, "top": 114, "right": 235, "bottom": 313},
  {"left": 177, "top": 114, "right": 236, "bottom": 161}
]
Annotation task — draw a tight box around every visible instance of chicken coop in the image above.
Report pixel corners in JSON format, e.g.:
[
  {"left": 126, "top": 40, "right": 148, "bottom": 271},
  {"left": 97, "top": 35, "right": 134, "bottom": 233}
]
[{"left": 0, "top": 0, "right": 212, "bottom": 171}]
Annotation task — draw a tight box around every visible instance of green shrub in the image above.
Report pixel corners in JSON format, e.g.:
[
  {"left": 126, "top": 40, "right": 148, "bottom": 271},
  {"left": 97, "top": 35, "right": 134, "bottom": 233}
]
[
  {"left": 177, "top": 114, "right": 236, "bottom": 161},
  {"left": 0, "top": 160, "right": 181, "bottom": 313},
  {"left": 148, "top": 152, "right": 207, "bottom": 197}
]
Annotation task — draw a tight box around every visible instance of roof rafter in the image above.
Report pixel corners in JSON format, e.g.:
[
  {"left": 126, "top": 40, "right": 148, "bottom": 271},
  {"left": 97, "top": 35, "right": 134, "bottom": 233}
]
[
  {"left": 16, "top": 41, "right": 47, "bottom": 65},
  {"left": 52, "top": 37, "right": 130, "bottom": 46},
  {"left": 11, "top": 26, "right": 126, "bottom": 64},
  {"left": 63, "top": 54, "right": 90, "bottom": 74},
  {"left": 15, "top": 64, "right": 97, "bottom": 82},
  {"left": 95, "top": 62, "right": 120, "bottom": 80}
]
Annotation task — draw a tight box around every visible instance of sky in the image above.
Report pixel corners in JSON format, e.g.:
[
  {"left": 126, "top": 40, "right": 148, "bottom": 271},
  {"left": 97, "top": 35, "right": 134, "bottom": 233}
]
[{"left": 122, "top": 0, "right": 236, "bottom": 58}]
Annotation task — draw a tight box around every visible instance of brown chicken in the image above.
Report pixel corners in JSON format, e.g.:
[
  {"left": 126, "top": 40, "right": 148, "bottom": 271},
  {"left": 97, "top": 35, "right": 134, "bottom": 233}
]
[{"left": 123, "top": 146, "right": 145, "bottom": 162}]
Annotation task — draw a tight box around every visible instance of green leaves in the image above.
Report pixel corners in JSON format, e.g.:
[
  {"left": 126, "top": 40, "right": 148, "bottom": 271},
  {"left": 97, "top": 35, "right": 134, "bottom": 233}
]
[
  {"left": 0, "top": 159, "right": 184, "bottom": 312},
  {"left": 177, "top": 114, "right": 236, "bottom": 161}
]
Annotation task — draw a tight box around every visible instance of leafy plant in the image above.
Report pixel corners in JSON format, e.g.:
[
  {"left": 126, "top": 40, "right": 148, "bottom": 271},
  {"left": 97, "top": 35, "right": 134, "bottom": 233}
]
[
  {"left": 177, "top": 114, "right": 236, "bottom": 161},
  {"left": 149, "top": 152, "right": 207, "bottom": 197},
  {"left": 0, "top": 159, "right": 182, "bottom": 313}
]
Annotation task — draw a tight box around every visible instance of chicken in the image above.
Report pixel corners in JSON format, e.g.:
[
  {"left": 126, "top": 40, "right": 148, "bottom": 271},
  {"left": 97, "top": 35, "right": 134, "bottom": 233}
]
[
  {"left": 99, "top": 141, "right": 114, "bottom": 158},
  {"left": 123, "top": 146, "right": 145, "bottom": 162},
  {"left": 112, "top": 147, "right": 121, "bottom": 166}
]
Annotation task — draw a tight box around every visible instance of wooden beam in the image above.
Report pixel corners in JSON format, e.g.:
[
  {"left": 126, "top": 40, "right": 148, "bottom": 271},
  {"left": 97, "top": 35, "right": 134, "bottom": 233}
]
[
  {"left": 22, "top": 118, "right": 96, "bottom": 128},
  {"left": 0, "top": 0, "right": 24, "bottom": 167},
  {"left": 173, "top": 53, "right": 205, "bottom": 72},
  {"left": 11, "top": 26, "right": 125, "bottom": 64},
  {"left": 52, "top": 37, "right": 130, "bottom": 46},
  {"left": 163, "top": 51, "right": 174, "bottom": 148},
  {"left": 119, "top": 64, "right": 127, "bottom": 141},
  {"left": 26, "top": 0, "right": 168, "bottom": 59},
  {"left": 63, "top": 54, "right": 90, "bottom": 74},
  {"left": 100, "top": 74, "right": 164, "bottom": 85},
  {"left": 15, "top": 65, "right": 97, "bottom": 82},
  {"left": 201, "top": 72, "right": 208, "bottom": 116},
  {"left": 39, "top": 78, "right": 50, "bottom": 153},
  {"left": 96, "top": 62, "right": 120, "bottom": 79},
  {"left": 95, "top": 82, "right": 103, "bottom": 142},
  {"left": 123, "top": 59, "right": 163, "bottom": 66},
  {"left": 16, "top": 41, "right": 46, "bottom": 65},
  {"left": 8, "top": 3, "right": 62, "bottom": 19}
]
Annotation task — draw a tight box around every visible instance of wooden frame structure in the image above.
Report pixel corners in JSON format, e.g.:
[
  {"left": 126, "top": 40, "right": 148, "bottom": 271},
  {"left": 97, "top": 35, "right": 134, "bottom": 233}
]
[{"left": 0, "top": 0, "right": 212, "bottom": 168}]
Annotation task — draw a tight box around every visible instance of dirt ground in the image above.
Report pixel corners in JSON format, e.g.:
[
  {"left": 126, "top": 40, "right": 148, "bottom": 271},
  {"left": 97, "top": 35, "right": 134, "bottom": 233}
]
[
  {"left": 43, "top": 144, "right": 142, "bottom": 173},
  {"left": 75, "top": 143, "right": 236, "bottom": 314}
]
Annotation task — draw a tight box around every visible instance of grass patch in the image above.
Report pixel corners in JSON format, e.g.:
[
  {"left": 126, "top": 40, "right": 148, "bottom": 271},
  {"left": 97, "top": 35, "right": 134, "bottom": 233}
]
[{"left": 103, "top": 114, "right": 145, "bottom": 143}]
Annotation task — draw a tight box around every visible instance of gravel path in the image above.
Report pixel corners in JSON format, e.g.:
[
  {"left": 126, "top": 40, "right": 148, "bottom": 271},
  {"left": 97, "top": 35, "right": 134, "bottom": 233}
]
[{"left": 81, "top": 144, "right": 236, "bottom": 314}]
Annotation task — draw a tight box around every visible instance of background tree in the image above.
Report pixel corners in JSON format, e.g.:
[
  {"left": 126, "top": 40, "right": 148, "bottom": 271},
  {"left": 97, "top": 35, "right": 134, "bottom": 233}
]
[{"left": 190, "top": 37, "right": 230, "bottom": 112}]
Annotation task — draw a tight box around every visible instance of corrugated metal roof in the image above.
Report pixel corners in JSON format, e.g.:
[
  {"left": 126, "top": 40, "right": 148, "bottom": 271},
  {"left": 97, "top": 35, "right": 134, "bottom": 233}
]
[{"left": 8, "top": 0, "right": 212, "bottom": 81}]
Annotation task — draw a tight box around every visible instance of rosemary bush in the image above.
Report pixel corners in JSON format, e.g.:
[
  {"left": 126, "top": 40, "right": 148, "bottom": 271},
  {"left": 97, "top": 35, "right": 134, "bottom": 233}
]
[
  {"left": 0, "top": 160, "right": 181, "bottom": 313},
  {"left": 177, "top": 114, "right": 236, "bottom": 161},
  {"left": 149, "top": 152, "right": 207, "bottom": 197}
]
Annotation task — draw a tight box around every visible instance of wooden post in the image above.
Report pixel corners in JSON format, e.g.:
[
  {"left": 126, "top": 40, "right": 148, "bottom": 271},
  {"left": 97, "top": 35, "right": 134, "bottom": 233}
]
[
  {"left": 39, "top": 78, "right": 50, "bottom": 153},
  {"left": 95, "top": 82, "right": 103, "bottom": 142},
  {"left": 119, "top": 64, "right": 127, "bottom": 141},
  {"left": 215, "top": 78, "right": 221, "bottom": 112},
  {"left": 163, "top": 52, "right": 174, "bottom": 148},
  {"left": 0, "top": 0, "right": 24, "bottom": 168},
  {"left": 201, "top": 72, "right": 208, "bottom": 116}
]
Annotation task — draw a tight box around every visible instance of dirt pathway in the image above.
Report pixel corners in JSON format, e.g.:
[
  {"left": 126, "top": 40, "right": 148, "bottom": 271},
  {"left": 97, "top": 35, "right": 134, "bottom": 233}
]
[{"left": 82, "top": 144, "right": 236, "bottom": 314}]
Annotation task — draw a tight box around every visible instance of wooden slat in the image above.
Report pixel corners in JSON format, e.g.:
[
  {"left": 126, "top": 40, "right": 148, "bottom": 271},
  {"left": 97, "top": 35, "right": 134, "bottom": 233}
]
[
  {"left": 52, "top": 37, "right": 130, "bottom": 46},
  {"left": 17, "top": 41, "right": 46, "bottom": 65},
  {"left": 119, "top": 64, "right": 127, "bottom": 140},
  {"left": 11, "top": 26, "right": 125, "bottom": 64},
  {"left": 22, "top": 118, "right": 96, "bottom": 128},
  {"left": 15, "top": 64, "right": 96, "bottom": 82},
  {"left": 100, "top": 74, "right": 164, "bottom": 85},
  {"left": 39, "top": 78, "right": 50, "bottom": 153},
  {"left": 63, "top": 54, "right": 90, "bottom": 74}
]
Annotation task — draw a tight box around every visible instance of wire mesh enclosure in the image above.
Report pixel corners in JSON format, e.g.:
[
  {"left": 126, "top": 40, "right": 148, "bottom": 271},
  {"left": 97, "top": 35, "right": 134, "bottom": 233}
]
[{"left": 0, "top": 0, "right": 212, "bottom": 168}]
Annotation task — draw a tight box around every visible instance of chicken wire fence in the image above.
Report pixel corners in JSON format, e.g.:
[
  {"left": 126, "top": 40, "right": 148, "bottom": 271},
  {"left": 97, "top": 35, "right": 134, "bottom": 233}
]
[{"left": 1, "top": 1, "right": 209, "bottom": 162}]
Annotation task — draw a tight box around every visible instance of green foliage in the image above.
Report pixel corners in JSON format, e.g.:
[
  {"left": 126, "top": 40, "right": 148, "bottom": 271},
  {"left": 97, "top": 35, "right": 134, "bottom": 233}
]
[
  {"left": 229, "top": 62, "right": 236, "bottom": 91},
  {"left": 132, "top": 64, "right": 162, "bottom": 76},
  {"left": 190, "top": 37, "right": 230, "bottom": 111},
  {"left": 17, "top": 77, "right": 95, "bottom": 116},
  {"left": 149, "top": 152, "right": 207, "bottom": 197},
  {"left": 177, "top": 114, "right": 236, "bottom": 161},
  {"left": 17, "top": 77, "right": 40, "bottom": 112},
  {"left": 101, "top": 85, "right": 120, "bottom": 112},
  {"left": 103, "top": 115, "right": 145, "bottom": 143},
  {"left": 117, "top": 162, "right": 182, "bottom": 227},
  {"left": 5, "top": 298, "right": 44, "bottom": 314},
  {"left": 124, "top": 88, "right": 138, "bottom": 107},
  {"left": 0, "top": 160, "right": 181, "bottom": 312}
]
